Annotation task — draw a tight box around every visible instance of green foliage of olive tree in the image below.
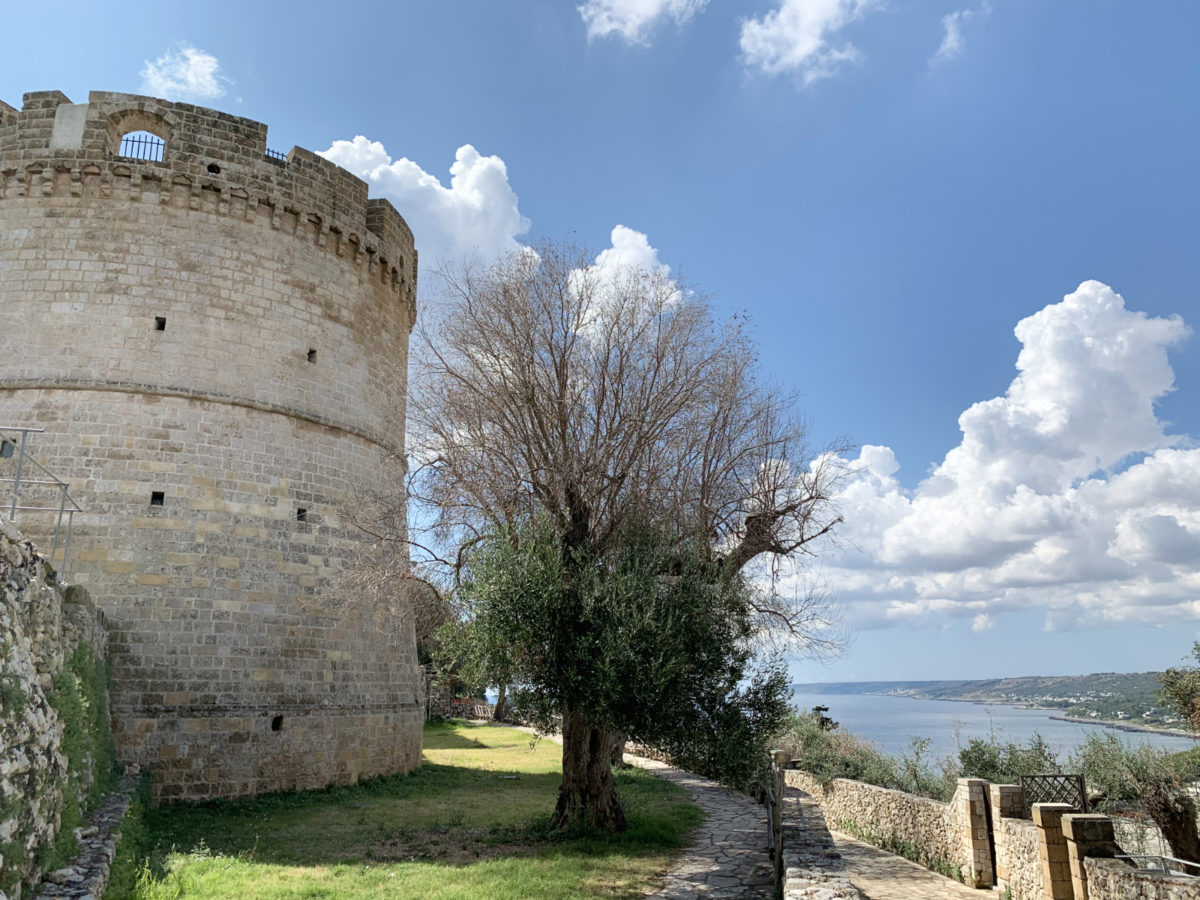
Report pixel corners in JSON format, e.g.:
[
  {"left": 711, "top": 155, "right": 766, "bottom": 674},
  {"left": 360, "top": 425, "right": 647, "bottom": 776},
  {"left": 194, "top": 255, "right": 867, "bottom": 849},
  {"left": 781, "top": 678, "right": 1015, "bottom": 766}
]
[
  {"left": 456, "top": 516, "right": 791, "bottom": 827},
  {"left": 957, "top": 733, "right": 1059, "bottom": 785},
  {"left": 1159, "top": 642, "right": 1200, "bottom": 732},
  {"left": 407, "top": 242, "right": 847, "bottom": 830},
  {"left": 1071, "top": 733, "right": 1200, "bottom": 863}
]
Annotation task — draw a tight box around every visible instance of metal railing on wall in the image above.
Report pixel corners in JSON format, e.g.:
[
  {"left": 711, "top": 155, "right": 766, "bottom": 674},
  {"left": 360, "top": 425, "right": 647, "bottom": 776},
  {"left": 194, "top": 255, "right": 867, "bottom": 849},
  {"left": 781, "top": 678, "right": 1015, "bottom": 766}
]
[
  {"left": 1117, "top": 855, "right": 1200, "bottom": 878},
  {"left": 0, "top": 426, "right": 82, "bottom": 578}
]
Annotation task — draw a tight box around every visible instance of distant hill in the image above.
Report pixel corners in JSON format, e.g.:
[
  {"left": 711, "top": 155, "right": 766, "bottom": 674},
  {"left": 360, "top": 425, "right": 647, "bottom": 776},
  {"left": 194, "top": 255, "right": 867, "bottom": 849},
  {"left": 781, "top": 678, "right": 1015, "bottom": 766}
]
[{"left": 791, "top": 672, "right": 1183, "bottom": 728}]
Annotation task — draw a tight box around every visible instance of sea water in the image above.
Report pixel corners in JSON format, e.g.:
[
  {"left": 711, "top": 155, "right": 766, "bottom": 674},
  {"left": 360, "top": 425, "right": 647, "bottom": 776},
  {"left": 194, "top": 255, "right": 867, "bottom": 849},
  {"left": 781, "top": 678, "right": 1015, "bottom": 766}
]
[{"left": 790, "top": 691, "right": 1197, "bottom": 761}]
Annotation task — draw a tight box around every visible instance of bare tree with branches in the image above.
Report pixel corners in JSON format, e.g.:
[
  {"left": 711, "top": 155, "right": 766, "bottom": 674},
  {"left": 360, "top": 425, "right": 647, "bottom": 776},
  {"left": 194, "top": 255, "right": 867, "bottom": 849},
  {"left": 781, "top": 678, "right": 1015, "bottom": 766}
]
[{"left": 407, "top": 241, "right": 848, "bottom": 830}]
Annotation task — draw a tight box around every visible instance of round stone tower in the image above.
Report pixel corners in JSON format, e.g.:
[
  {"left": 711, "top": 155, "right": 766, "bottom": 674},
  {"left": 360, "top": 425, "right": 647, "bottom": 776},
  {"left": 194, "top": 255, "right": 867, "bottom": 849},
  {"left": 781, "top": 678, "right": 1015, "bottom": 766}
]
[{"left": 0, "top": 90, "right": 422, "bottom": 801}]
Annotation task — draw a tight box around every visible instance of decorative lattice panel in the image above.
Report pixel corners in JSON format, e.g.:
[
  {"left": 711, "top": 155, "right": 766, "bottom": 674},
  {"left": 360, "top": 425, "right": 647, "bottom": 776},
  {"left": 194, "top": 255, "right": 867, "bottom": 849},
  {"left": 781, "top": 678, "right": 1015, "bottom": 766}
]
[{"left": 1020, "top": 773, "right": 1088, "bottom": 817}]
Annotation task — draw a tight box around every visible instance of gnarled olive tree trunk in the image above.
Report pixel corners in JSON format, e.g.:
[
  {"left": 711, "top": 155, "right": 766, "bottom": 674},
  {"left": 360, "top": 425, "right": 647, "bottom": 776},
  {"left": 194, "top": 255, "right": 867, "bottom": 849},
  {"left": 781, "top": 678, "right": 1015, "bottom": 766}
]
[
  {"left": 1145, "top": 785, "right": 1200, "bottom": 863},
  {"left": 550, "top": 704, "right": 627, "bottom": 831},
  {"left": 493, "top": 683, "right": 507, "bottom": 722}
]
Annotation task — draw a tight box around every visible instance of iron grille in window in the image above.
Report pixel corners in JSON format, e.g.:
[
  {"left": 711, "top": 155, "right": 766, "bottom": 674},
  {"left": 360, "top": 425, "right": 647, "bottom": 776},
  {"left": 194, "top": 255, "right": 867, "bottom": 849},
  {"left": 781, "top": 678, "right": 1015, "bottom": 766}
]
[{"left": 119, "top": 131, "right": 165, "bottom": 161}]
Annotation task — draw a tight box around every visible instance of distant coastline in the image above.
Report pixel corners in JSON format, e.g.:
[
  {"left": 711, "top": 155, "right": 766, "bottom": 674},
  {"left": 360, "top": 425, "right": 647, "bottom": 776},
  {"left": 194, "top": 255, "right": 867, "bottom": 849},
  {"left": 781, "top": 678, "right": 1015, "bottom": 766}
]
[
  {"left": 789, "top": 686, "right": 1199, "bottom": 757},
  {"left": 925, "top": 696, "right": 1196, "bottom": 740},
  {"left": 791, "top": 672, "right": 1197, "bottom": 743},
  {"left": 852, "top": 693, "right": 1196, "bottom": 740},
  {"left": 1045, "top": 714, "right": 1197, "bottom": 740}
]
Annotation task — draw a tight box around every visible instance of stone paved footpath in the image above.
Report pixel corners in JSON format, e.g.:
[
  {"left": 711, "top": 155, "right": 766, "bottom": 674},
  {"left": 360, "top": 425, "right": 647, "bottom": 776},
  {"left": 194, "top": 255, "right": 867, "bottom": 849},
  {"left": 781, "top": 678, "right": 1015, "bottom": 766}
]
[
  {"left": 509, "top": 726, "right": 774, "bottom": 898},
  {"left": 783, "top": 786, "right": 984, "bottom": 900},
  {"left": 826, "top": 831, "right": 985, "bottom": 900},
  {"left": 627, "top": 756, "right": 775, "bottom": 899}
]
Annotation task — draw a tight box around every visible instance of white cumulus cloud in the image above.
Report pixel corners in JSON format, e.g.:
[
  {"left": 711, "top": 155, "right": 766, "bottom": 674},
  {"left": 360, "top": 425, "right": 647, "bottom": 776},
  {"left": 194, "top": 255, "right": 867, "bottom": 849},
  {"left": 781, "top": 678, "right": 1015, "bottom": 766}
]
[
  {"left": 589, "top": 224, "right": 672, "bottom": 281},
  {"left": 971, "top": 613, "right": 994, "bottom": 632},
  {"left": 579, "top": 0, "right": 708, "bottom": 45},
  {"left": 739, "top": 0, "right": 879, "bottom": 84},
  {"left": 321, "top": 140, "right": 672, "bottom": 312},
  {"left": 320, "top": 137, "right": 531, "bottom": 268},
  {"left": 818, "top": 281, "right": 1198, "bottom": 632},
  {"left": 931, "top": 4, "right": 989, "bottom": 67},
  {"left": 140, "top": 46, "right": 231, "bottom": 101}
]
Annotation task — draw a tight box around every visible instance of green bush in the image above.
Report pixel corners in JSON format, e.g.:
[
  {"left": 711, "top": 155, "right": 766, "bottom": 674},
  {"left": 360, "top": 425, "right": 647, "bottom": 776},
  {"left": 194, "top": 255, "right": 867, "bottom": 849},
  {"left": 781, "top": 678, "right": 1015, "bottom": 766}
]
[
  {"left": 957, "top": 732, "right": 1059, "bottom": 785},
  {"left": 775, "top": 711, "right": 1068, "bottom": 803},
  {"left": 774, "top": 709, "right": 905, "bottom": 790},
  {"left": 1070, "top": 733, "right": 1200, "bottom": 862}
]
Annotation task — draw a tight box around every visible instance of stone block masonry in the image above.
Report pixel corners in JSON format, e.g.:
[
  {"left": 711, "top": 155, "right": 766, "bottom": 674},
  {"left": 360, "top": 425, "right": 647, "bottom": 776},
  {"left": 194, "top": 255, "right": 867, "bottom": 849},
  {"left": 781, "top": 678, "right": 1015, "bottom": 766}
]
[
  {"left": 990, "top": 784, "right": 1045, "bottom": 900},
  {"left": 0, "top": 517, "right": 109, "bottom": 898},
  {"left": 0, "top": 90, "right": 422, "bottom": 801},
  {"left": 1085, "top": 858, "right": 1200, "bottom": 900}
]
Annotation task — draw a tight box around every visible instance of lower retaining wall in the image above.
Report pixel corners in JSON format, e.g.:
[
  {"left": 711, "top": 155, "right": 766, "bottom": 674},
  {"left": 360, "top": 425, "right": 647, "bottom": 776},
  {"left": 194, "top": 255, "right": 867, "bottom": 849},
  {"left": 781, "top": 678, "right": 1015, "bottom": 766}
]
[
  {"left": 1086, "top": 858, "right": 1200, "bottom": 900},
  {"left": 0, "top": 516, "right": 111, "bottom": 899},
  {"left": 784, "top": 770, "right": 990, "bottom": 886}
]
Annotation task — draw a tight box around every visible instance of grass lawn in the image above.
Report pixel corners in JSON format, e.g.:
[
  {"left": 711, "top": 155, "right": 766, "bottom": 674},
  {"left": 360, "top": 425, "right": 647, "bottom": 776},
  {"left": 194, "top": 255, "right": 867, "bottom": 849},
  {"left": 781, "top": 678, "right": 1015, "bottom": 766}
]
[{"left": 111, "top": 721, "right": 702, "bottom": 899}]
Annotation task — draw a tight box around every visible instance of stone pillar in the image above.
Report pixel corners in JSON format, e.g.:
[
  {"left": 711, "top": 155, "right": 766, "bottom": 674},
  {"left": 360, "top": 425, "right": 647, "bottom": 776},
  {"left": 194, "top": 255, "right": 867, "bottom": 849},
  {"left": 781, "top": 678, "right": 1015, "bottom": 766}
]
[
  {"left": 1033, "top": 803, "right": 1075, "bottom": 900},
  {"left": 1062, "top": 814, "right": 1118, "bottom": 900},
  {"left": 991, "top": 783, "right": 1025, "bottom": 819},
  {"left": 989, "top": 784, "right": 1024, "bottom": 885},
  {"left": 957, "top": 778, "right": 995, "bottom": 887}
]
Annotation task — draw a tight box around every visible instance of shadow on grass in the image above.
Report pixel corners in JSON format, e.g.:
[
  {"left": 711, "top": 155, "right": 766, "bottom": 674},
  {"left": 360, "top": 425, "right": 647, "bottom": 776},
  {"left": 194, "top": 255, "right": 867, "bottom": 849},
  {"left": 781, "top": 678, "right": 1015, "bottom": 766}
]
[
  {"left": 422, "top": 720, "right": 500, "bottom": 751},
  {"left": 132, "top": 763, "right": 700, "bottom": 887}
]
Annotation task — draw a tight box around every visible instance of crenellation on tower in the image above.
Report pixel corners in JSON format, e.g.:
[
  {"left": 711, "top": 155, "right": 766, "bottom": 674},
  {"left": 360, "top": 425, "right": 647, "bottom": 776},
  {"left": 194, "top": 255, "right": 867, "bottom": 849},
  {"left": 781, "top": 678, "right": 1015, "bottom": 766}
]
[
  {"left": 0, "top": 91, "right": 416, "bottom": 315},
  {"left": 0, "top": 90, "right": 422, "bottom": 802}
]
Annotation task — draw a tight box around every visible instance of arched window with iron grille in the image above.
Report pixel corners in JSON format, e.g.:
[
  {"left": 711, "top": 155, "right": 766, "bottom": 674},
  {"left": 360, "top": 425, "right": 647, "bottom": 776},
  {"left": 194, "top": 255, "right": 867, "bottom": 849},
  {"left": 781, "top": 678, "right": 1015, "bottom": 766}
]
[{"left": 118, "top": 130, "right": 165, "bottom": 161}]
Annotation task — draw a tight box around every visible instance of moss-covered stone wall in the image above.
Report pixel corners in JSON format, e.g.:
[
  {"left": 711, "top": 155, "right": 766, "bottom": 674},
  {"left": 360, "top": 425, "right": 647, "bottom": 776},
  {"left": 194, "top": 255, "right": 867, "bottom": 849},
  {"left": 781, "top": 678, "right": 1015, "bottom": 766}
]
[{"left": 0, "top": 516, "right": 113, "bottom": 899}]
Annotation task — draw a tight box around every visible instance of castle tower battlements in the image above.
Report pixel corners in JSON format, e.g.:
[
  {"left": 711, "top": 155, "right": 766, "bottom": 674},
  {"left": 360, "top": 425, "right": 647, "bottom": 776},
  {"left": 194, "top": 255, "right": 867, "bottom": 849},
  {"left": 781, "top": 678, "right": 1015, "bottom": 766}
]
[{"left": 0, "top": 90, "right": 422, "bottom": 801}]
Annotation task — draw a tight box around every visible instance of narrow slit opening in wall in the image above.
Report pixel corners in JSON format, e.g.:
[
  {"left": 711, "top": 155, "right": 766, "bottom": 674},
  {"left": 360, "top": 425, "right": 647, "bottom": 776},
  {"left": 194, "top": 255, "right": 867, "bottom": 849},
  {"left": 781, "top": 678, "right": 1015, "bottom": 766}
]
[
  {"left": 154, "top": 316, "right": 166, "bottom": 331},
  {"left": 150, "top": 491, "right": 165, "bottom": 506},
  {"left": 296, "top": 508, "right": 308, "bottom": 522},
  {"left": 271, "top": 715, "right": 284, "bottom": 732},
  {"left": 307, "top": 348, "right": 317, "bottom": 363}
]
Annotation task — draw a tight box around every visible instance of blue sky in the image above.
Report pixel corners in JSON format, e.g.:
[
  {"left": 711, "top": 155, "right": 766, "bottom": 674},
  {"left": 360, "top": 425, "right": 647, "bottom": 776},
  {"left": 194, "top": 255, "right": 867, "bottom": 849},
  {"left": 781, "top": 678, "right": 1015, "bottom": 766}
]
[{"left": 5, "top": 1, "right": 1199, "bottom": 682}]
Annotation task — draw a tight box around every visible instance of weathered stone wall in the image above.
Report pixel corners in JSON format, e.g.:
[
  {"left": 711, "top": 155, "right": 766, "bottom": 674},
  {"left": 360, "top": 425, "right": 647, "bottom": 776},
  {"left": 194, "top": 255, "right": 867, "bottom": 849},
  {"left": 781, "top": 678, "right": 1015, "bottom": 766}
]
[
  {"left": 1086, "top": 858, "right": 1200, "bottom": 900},
  {"left": 0, "top": 516, "right": 108, "bottom": 898},
  {"left": 785, "top": 770, "right": 982, "bottom": 885},
  {"left": 0, "top": 90, "right": 422, "bottom": 801},
  {"left": 992, "top": 811, "right": 1044, "bottom": 899}
]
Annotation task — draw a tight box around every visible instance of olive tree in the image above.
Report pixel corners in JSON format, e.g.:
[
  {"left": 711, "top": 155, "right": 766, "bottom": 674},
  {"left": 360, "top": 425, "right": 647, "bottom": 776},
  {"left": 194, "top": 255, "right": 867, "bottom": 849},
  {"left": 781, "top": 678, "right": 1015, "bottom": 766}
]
[
  {"left": 408, "top": 242, "right": 846, "bottom": 831},
  {"left": 457, "top": 516, "right": 791, "bottom": 829},
  {"left": 1159, "top": 642, "right": 1200, "bottom": 732}
]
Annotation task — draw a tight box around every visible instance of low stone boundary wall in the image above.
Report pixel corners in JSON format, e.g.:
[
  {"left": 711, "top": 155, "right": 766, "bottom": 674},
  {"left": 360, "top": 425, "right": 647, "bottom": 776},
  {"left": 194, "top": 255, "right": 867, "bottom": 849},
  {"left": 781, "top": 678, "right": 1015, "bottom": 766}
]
[
  {"left": 1, "top": 516, "right": 111, "bottom": 899},
  {"left": 785, "top": 767, "right": 1200, "bottom": 900},
  {"left": 32, "top": 777, "right": 137, "bottom": 900},
  {"left": 784, "top": 770, "right": 991, "bottom": 887},
  {"left": 1085, "top": 858, "right": 1200, "bottom": 900},
  {"left": 992, "top": 808, "right": 1044, "bottom": 898}
]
